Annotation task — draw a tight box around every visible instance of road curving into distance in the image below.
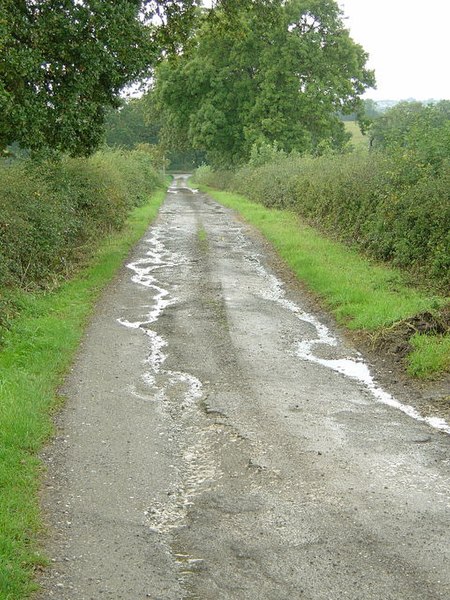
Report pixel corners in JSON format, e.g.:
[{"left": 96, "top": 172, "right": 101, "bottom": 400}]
[{"left": 39, "top": 175, "right": 450, "bottom": 599}]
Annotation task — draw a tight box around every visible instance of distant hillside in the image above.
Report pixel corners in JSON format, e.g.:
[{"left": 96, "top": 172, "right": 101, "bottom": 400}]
[{"left": 373, "top": 98, "right": 443, "bottom": 112}]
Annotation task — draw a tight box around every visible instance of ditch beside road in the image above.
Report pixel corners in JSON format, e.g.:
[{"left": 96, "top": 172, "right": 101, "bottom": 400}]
[{"left": 38, "top": 176, "right": 450, "bottom": 599}]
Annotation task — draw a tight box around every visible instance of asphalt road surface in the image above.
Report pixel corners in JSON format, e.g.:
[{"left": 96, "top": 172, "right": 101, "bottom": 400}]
[{"left": 39, "top": 176, "right": 450, "bottom": 599}]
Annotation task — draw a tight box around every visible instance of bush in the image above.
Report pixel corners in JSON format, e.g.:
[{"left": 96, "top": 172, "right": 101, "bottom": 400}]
[
  {"left": 192, "top": 164, "right": 215, "bottom": 186},
  {"left": 0, "top": 149, "right": 163, "bottom": 295},
  {"left": 194, "top": 149, "right": 450, "bottom": 290}
]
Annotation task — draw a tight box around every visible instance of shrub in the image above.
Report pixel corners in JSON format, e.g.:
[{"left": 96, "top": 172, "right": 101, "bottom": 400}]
[
  {"left": 194, "top": 149, "right": 449, "bottom": 290},
  {"left": 0, "top": 149, "right": 163, "bottom": 294}
]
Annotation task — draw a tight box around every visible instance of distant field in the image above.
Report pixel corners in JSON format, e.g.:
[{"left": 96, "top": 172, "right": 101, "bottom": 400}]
[{"left": 345, "top": 120, "right": 370, "bottom": 151}]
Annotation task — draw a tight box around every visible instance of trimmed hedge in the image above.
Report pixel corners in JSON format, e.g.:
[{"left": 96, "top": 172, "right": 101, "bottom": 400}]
[{"left": 194, "top": 151, "right": 450, "bottom": 291}]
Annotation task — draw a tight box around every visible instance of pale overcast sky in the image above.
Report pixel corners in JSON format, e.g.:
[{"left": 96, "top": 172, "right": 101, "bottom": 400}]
[{"left": 339, "top": 0, "right": 450, "bottom": 100}]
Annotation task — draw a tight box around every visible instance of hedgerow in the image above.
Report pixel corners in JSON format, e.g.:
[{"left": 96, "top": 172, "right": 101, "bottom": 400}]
[
  {"left": 0, "top": 148, "right": 162, "bottom": 293},
  {"left": 194, "top": 102, "right": 450, "bottom": 290},
  {"left": 194, "top": 150, "right": 449, "bottom": 290}
]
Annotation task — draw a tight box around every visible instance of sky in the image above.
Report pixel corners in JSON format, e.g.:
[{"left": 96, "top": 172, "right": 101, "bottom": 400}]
[{"left": 338, "top": 0, "right": 450, "bottom": 101}]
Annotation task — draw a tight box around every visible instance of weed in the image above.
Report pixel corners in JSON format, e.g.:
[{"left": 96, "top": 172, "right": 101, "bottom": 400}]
[
  {"left": 408, "top": 333, "right": 450, "bottom": 378},
  {"left": 197, "top": 227, "right": 207, "bottom": 243}
]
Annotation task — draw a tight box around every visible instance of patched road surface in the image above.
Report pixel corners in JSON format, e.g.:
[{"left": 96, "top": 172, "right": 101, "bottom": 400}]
[{"left": 39, "top": 176, "right": 450, "bottom": 599}]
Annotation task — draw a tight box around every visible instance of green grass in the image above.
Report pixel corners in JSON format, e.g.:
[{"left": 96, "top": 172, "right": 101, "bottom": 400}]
[
  {"left": 197, "top": 226, "right": 208, "bottom": 252},
  {"left": 197, "top": 227, "right": 207, "bottom": 242},
  {"left": 344, "top": 120, "right": 370, "bottom": 151},
  {"left": 0, "top": 189, "right": 165, "bottom": 599},
  {"left": 198, "top": 186, "right": 449, "bottom": 378},
  {"left": 408, "top": 333, "right": 450, "bottom": 378}
]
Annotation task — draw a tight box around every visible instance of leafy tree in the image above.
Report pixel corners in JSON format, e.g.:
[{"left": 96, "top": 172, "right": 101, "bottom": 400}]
[
  {"left": 1, "top": 1, "right": 147, "bottom": 154},
  {"left": 105, "top": 94, "right": 205, "bottom": 169},
  {"left": 370, "top": 101, "right": 450, "bottom": 171},
  {"left": 362, "top": 99, "right": 380, "bottom": 119},
  {"left": 1, "top": 1, "right": 240, "bottom": 155},
  {"left": 104, "top": 99, "right": 160, "bottom": 149},
  {"left": 340, "top": 99, "right": 380, "bottom": 137},
  {"left": 370, "top": 101, "right": 425, "bottom": 151},
  {"left": 154, "top": 0, "right": 375, "bottom": 167}
]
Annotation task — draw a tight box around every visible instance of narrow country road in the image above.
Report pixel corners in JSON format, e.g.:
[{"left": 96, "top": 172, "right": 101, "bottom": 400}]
[{"left": 39, "top": 176, "right": 450, "bottom": 599}]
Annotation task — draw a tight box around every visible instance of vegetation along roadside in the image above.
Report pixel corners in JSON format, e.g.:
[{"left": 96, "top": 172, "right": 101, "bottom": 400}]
[
  {"left": 192, "top": 181, "right": 449, "bottom": 382},
  {"left": 0, "top": 175, "right": 165, "bottom": 599},
  {"left": 191, "top": 102, "right": 450, "bottom": 383}
]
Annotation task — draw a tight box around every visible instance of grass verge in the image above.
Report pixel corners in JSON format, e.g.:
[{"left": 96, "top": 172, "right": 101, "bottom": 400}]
[
  {"left": 197, "top": 185, "right": 449, "bottom": 379},
  {"left": 408, "top": 333, "right": 450, "bottom": 379},
  {"left": 0, "top": 189, "right": 166, "bottom": 600}
]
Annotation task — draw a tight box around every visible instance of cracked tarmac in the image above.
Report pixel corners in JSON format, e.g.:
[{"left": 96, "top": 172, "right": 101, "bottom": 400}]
[{"left": 38, "top": 176, "right": 450, "bottom": 599}]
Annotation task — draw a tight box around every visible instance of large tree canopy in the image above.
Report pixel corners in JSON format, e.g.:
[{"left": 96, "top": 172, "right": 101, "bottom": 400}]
[
  {"left": 0, "top": 0, "right": 374, "bottom": 157},
  {"left": 104, "top": 98, "right": 160, "bottom": 149},
  {"left": 154, "top": 0, "right": 375, "bottom": 166},
  {"left": 0, "top": 0, "right": 207, "bottom": 154},
  {"left": 2, "top": 1, "right": 140, "bottom": 154}
]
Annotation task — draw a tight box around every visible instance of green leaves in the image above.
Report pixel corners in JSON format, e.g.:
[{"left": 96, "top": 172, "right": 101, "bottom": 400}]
[
  {"left": 154, "top": 0, "right": 375, "bottom": 167},
  {"left": 1, "top": 0, "right": 148, "bottom": 154},
  {"left": 0, "top": 0, "right": 375, "bottom": 157},
  {"left": 0, "top": 149, "right": 163, "bottom": 293},
  {"left": 0, "top": 0, "right": 206, "bottom": 155},
  {"left": 371, "top": 100, "right": 450, "bottom": 173},
  {"left": 0, "top": 0, "right": 297, "bottom": 156}
]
